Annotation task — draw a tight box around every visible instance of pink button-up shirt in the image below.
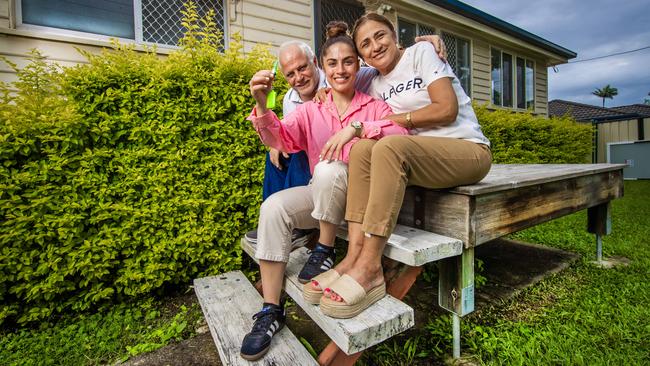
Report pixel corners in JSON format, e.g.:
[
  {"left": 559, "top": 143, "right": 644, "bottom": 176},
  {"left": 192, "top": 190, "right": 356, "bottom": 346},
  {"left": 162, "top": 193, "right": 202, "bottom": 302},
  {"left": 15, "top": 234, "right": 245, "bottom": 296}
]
[{"left": 247, "top": 91, "right": 408, "bottom": 173}]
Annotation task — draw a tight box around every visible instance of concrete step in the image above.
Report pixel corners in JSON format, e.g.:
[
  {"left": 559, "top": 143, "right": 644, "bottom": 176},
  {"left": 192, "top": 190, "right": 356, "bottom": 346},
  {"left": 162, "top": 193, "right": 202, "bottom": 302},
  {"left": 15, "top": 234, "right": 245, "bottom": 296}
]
[
  {"left": 194, "top": 271, "right": 318, "bottom": 366},
  {"left": 241, "top": 238, "right": 414, "bottom": 355}
]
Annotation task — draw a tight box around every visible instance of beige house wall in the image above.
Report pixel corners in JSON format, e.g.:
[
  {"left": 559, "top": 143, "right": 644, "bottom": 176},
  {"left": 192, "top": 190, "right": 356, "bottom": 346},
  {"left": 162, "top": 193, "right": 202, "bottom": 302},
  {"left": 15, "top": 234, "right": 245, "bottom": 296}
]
[
  {"left": 0, "top": 0, "right": 9, "bottom": 28},
  {"left": 229, "top": 0, "right": 313, "bottom": 53},
  {"left": 597, "top": 119, "right": 638, "bottom": 163}
]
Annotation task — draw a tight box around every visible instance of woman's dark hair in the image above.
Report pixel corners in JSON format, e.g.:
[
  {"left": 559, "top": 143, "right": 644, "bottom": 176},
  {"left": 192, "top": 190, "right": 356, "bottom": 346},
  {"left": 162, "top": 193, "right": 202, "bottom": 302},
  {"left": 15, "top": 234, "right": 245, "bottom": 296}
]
[
  {"left": 320, "top": 21, "right": 357, "bottom": 61},
  {"left": 351, "top": 12, "right": 397, "bottom": 45}
]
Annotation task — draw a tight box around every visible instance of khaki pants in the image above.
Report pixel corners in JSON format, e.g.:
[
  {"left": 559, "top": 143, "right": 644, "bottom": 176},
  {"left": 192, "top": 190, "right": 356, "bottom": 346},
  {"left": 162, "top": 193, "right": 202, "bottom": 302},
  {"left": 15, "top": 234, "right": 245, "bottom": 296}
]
[
  {"left": 256, "top": 161, "right": 348, "bottom": 262},
  {"left": 345, "top": 135, "right": 492, "bottom": 237}
]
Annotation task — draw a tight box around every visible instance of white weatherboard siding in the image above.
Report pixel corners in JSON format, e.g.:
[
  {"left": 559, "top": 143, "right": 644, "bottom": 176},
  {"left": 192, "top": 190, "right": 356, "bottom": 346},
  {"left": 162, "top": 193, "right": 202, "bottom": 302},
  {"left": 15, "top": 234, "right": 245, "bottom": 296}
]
[
  {"left": 229, "top": 0, "right": 313, "bottom": 54},
  {"left": 472, "top": 39, "right": 491, "bottom": 105}
]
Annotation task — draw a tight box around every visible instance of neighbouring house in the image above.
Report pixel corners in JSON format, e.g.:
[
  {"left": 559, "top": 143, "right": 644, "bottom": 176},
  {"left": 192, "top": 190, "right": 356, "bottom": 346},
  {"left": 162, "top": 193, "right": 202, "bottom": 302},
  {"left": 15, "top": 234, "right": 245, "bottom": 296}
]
[
  {"left": 0, "top": 0, "right": 576, "bottom": 115},
  {"left": 549, "top": 100, "right": 650, "bottom": 177}
]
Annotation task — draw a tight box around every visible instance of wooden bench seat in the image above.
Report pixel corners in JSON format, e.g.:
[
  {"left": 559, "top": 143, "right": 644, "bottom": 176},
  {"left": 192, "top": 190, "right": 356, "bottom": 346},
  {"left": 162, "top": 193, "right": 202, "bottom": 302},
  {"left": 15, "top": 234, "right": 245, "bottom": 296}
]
[
  {"left": 194, "top": 271, "right": 318, "bottom": 365},
  {"left": 240, "top": 238, "right": 416, "bottom": 355},
  {"left": 336, "top": 224, "right": 463, "bottom": 266}
]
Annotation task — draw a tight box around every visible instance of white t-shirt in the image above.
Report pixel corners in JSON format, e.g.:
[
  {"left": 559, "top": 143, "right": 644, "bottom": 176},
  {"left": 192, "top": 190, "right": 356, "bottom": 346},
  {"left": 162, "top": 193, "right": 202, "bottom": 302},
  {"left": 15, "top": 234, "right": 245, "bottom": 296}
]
[{"left": 368, "top": 42, "right": 490, "bottom": 146}]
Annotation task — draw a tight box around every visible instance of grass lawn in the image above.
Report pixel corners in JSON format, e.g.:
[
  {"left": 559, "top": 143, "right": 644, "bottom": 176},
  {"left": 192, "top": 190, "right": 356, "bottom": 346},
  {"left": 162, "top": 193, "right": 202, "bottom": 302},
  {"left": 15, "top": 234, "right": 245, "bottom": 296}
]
[
  {"left": 1, "top": 181, "right": 648, "bottom": 365},
  {"left": 462, "top": 180, "right": 650, "bottom": 365}
]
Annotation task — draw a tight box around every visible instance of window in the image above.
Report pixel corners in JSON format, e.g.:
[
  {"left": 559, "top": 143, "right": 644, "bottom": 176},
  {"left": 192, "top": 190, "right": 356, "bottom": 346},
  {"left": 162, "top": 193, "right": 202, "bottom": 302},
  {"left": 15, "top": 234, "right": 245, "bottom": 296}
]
[
  {"left": 491, "top": 48, "right": 534, "bottom": 110},
  {"left": 525, "top": 60, "right": 535, "bottom": 109},
  {"left": 398, "top": 19, "right": 416, "bottom": 48},
  {"left": 490, "top": 49, "right": 501, "bottom": 105},
  {"left": 502, "top": 52, "right": 513, "bottom": 107},
  {"left": 398, "top": 18, "right": 436, "bottom": 48},
  {"left": 442, "top": 32, "right": 471, "bottom": 95},
  {"left": 18, "top": 0, "right": 226, "bottom": 47}
]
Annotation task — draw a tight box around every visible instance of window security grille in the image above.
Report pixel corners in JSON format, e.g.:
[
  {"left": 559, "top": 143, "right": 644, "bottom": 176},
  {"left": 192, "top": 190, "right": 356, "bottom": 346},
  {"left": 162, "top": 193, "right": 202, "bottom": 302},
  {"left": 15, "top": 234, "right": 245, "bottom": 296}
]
[
  {"left": 417, "top": 24, "right": 436, "bottom": 37},
  {"left": 141, "top": 0, "right": 225, "bottom": 46},
  {"left": 442, "top": 32, "right": 458, "bottom": 74},
  {"left": 316, "top": 0, "right": 364, "bottom": 52}
]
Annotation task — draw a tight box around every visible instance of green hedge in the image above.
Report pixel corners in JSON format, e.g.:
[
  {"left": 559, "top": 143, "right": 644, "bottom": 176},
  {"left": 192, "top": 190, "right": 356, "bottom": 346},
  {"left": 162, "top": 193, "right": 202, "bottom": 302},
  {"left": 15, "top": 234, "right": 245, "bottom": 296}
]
[
  {"left": 0, "top": 4, "right": 288, "bottom": 325},
  {"left": 476, "top": 106, "right": 593, "bottom": 163}
]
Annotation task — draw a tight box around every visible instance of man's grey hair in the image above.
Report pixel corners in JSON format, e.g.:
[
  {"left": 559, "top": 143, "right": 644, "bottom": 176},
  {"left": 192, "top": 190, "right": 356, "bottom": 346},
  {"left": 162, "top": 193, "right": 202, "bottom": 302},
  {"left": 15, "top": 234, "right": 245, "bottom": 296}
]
[{"left": 278, "top": 40, "right": 316, "bottom": 64}]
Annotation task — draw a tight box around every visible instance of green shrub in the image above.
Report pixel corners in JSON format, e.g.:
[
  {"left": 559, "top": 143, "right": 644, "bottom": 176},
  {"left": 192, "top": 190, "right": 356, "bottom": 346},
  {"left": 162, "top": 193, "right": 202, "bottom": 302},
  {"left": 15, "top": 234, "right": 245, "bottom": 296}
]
[
  {"left": 476, "top": 106, "right": 593, "bottom": 163},
  {"left": 0, "top": 3, "right": 287, "bottom": 325}
]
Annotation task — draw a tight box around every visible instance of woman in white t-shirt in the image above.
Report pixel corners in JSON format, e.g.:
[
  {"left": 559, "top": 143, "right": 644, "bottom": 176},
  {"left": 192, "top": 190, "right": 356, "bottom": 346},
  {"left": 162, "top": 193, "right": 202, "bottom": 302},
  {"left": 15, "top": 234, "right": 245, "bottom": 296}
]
[{"left": 316, "top": 12, "right": 492, "bottom": 318}]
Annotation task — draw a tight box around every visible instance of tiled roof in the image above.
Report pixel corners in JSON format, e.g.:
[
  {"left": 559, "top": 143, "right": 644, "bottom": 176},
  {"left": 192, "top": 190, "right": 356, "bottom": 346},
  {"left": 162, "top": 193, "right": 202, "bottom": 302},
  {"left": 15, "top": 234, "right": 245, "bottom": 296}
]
[
  {"left": 611, "top": 104, "right": 650, "bottom": 118},
  {"left": 548, "top": 100, "right": 638, "bottom": 122}
]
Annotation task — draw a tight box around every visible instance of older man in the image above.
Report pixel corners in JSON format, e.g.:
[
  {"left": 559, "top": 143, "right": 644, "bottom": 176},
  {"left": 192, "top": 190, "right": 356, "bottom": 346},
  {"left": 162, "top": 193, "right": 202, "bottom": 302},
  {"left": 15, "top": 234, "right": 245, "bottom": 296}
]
[{"left": 240, "top": 37, "right": 446, "bottom": 361}]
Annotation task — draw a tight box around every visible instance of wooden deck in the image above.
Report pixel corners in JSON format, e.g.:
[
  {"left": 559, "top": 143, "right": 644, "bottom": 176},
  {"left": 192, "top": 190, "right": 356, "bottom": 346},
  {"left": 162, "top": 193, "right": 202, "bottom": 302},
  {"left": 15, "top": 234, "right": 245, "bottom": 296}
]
[
  {"left": 398, "top": 164, "right": 625, "bottom": 247},
  {"left": 198, "top": 163, "right": 626, "bottom": 365}
]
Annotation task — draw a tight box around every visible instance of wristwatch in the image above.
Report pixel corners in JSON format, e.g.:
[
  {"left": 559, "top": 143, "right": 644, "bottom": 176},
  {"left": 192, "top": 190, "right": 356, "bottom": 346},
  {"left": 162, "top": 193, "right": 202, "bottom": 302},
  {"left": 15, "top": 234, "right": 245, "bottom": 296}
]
[{"left": 351, "top": 120, "right": 363, "bottom": 138}]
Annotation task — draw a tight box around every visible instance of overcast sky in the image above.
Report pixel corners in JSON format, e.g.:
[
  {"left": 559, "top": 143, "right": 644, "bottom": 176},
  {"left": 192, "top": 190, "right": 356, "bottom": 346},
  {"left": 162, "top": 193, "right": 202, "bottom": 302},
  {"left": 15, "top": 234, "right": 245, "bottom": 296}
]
[{"left": 461, "top": 0, "right": 650, "bottom": 107}]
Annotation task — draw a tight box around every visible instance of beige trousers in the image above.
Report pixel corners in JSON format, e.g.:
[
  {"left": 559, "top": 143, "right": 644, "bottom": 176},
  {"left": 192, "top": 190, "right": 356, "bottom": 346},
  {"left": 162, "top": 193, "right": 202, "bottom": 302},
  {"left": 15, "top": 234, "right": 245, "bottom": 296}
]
[
  {"left": 345, "top": 135, "right": 492, "bottom": 237},
  {"left": 256, "top": 161, "right": 348, "bottom": 262}
]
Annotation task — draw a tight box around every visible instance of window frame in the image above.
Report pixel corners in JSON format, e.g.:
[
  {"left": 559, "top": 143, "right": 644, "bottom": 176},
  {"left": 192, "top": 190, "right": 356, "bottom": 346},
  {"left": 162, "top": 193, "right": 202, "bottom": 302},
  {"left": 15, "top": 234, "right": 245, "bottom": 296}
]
[
  {"left": 490, "top": 46, "right": 536, "bottom": 112},
  {"left": 397, "top": 17, "right": 437, "bottom": 48},
  {"left": 14, "top": 0, "right": 228, "bottom": 49}
]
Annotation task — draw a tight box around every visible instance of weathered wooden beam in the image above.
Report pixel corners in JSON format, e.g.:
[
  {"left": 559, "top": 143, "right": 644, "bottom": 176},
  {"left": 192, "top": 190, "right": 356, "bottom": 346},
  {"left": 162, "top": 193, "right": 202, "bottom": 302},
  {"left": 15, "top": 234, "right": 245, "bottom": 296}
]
[
  {"left": 472, "top": 170, "right": 623, "bottom": 246},
  {"left": 399, "top": 169, "right": 624, "bottom": 248},
  {"left": 398, "top": 189, "right": 473, "bottom": 247},
  {"left": 194, "top": 272, "right": 318, "bottom": 366}
]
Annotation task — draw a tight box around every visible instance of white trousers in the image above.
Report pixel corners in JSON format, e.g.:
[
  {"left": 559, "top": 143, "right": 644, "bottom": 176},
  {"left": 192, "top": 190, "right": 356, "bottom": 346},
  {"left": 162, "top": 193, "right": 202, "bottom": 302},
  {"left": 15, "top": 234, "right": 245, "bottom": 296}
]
[{"left": 255, "top": 161, "right": 348, "bottom": 262}]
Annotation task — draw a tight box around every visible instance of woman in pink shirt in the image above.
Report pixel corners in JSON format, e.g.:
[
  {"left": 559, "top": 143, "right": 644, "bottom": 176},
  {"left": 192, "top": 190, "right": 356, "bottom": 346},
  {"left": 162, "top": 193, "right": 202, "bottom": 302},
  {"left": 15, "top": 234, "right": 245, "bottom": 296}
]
[{"left": 240, "top": 22, "right": 407, "bottom": 361}]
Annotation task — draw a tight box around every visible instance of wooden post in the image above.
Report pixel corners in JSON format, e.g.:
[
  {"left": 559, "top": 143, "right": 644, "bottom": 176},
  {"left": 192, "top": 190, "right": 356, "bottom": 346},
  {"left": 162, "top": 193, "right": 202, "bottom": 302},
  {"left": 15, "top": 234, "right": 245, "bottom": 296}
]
[
  {"left": 587, "top": 202, "right": 611, "bottom": 262},
  {"left": 438, "top": 247, "right": 474, "bottom": 359}
]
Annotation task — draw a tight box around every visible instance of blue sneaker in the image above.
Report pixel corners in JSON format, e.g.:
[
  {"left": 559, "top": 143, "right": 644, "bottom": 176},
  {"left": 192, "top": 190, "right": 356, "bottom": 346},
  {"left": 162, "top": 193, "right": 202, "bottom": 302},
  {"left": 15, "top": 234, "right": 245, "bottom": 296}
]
[
  {"left": 297, "top": 243, "right": 336, "bottom": 284},
  {"left": 240, "top": 303, "right": 286, "bottom": 361}
]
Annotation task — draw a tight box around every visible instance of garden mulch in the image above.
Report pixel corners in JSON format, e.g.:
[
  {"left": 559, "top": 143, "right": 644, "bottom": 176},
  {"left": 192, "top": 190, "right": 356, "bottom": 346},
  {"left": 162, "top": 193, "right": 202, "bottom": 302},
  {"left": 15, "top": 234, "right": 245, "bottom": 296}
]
[{"left": 120, "top": 238, "right": 579, "bottom": 366}]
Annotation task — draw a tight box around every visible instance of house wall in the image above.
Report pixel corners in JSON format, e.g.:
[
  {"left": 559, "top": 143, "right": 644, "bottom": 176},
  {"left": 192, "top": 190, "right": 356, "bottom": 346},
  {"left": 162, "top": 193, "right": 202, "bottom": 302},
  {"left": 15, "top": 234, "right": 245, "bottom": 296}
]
[
  {"left": 597, "top": 119, "right": 638, "bottom": 163},
  {"left": 0, "top": 0, "right": 9, "bottom": 28},
  {"left": 229, "top": 0, "right": 313, "bottom": 53}
]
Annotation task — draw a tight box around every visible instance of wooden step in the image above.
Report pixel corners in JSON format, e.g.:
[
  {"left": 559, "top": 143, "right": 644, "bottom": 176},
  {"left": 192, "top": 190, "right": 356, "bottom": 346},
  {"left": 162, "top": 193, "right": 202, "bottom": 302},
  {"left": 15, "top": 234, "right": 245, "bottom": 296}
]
[
  {"left": 336, "top": 224, "right": 463, "bottom": 266},
  {"left": 241, "top": 238, "right": 414, "bottom": 355},
  {"left": 194, "top": 271, "right": 318, "bottom": 366}
]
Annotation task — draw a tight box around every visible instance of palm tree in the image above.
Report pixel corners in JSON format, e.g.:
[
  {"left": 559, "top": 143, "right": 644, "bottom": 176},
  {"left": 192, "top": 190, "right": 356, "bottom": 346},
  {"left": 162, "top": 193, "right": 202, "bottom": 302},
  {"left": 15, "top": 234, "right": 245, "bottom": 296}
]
[{"left": 592, "top": 85, "right": 618, "bottom": 107}]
